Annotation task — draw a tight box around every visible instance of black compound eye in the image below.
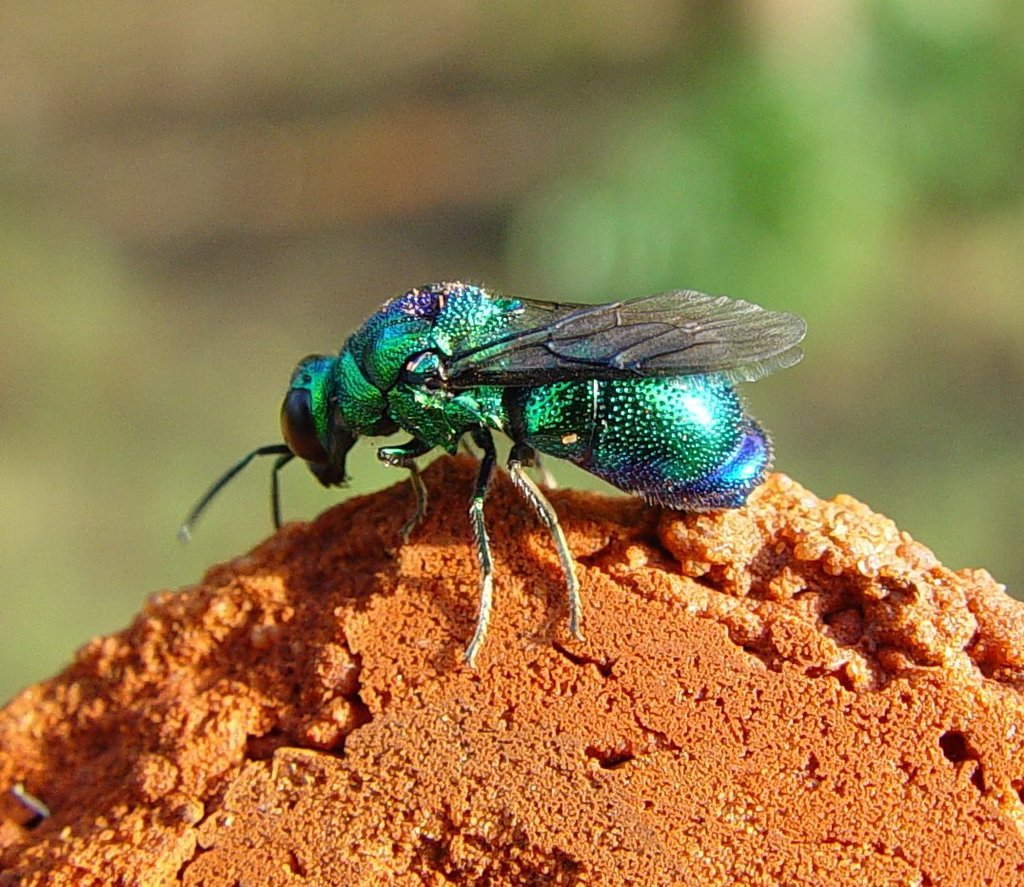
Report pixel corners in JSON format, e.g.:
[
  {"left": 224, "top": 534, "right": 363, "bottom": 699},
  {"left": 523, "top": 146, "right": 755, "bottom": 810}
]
[{"left": 280, "top": 388, "right": 328, "bottom": 463}]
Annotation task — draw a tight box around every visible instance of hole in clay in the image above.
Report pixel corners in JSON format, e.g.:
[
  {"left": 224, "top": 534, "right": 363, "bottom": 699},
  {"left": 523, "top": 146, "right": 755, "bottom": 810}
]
[
  {"left": 246, "top": 729, "right": 287, "bottom": 761},
  {"left": 938, "top": 731, "right": 970, "bottom": 763},
  {"left": 822, "top": 605, "right": 864, "bottom": 645},
  {"left": 803, "top": 664, "right": 856, "bottom": 691},
  {"left": 585, "top": 745, "right": 636, "bottom": 770},
  {"left": 939, "top": 730, "right": 986, "bottom": 793},
  {"left": 738, "top": 642, "right": 781, "bottom": 671},
  {"left": 970, "top": 765, "right": 986, "bottom": 792},
  {"left": 285, "top": 850, "right": 308, "bottom": 877}
]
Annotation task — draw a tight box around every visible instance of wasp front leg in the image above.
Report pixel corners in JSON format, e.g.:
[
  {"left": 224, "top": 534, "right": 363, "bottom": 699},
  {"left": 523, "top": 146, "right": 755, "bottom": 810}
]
[{"left": 377, "top": 438, "right": 433, "bottom": 541}]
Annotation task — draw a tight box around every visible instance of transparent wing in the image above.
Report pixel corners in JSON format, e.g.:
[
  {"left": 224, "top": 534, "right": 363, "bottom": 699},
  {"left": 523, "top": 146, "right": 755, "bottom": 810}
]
[{"left": 446, "top": 290, "right": 807, "bottom": 387}]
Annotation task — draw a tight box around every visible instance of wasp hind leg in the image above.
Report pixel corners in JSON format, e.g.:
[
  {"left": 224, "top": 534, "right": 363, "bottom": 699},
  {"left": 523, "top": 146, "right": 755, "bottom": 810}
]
[{"left": 508, "top": 442, "right": 583, "bottom": 644}]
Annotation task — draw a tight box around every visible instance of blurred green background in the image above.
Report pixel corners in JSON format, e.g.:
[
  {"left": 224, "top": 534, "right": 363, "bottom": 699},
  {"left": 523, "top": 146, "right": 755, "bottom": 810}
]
[{"left": 2, "top": 1, "right": 1022, "bottom": 704}]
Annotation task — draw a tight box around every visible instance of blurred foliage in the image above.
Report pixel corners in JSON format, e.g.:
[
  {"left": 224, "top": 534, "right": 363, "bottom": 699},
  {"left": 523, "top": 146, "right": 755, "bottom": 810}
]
[{"left": 1, "top": 1, "right": 1022, "bottom": 703}]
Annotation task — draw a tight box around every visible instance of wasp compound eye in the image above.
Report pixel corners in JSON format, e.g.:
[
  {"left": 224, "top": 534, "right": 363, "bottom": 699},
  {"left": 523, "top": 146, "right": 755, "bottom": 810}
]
[{"left": 281, "top": 388, "right": 328, "bottom": 463}]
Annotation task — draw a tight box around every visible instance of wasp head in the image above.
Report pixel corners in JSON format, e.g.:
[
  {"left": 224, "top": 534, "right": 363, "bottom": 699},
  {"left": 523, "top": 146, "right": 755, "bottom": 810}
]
[{"left": 281, "top": 354, "right": 355, "bottom": 487}]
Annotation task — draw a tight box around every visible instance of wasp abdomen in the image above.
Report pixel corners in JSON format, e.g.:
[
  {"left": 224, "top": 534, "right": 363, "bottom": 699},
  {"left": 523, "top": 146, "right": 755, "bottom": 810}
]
[{"left": 509, "top": 375, "right": 769, "bottom": 511}]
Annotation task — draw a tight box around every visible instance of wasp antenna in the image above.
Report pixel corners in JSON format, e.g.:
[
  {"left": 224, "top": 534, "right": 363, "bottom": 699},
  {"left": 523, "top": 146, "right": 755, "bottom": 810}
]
[{"left": 179, "top": 443, "right": 292, "bottom": 541}]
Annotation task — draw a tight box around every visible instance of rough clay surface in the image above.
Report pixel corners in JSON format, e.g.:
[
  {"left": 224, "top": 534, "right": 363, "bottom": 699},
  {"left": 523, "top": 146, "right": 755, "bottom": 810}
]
[{"left": 2, "top": 457, "right": 1024, "bottom": 886}]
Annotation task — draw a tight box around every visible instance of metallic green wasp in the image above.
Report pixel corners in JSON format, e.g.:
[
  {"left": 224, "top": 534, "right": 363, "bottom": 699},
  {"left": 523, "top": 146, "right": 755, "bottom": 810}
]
[{"left": 181, "top": 282, "right": 805, "bottom": 665}]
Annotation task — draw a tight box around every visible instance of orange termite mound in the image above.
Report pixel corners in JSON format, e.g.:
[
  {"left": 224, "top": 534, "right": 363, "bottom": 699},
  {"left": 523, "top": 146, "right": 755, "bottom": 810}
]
[{"left": 2, "top": 456, "right": 1024, "bottom": 885}]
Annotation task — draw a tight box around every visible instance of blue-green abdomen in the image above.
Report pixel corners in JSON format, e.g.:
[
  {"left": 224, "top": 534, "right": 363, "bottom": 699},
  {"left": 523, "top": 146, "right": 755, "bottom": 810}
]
[{"left": 508, "top": 375, "right": 769, "bottom": 509}]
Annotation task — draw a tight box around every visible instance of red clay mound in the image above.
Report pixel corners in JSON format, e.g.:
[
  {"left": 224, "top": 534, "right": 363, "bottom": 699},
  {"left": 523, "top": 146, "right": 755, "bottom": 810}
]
[{"left": 2, "top": 456, "right": 1024, "bottom": 885}]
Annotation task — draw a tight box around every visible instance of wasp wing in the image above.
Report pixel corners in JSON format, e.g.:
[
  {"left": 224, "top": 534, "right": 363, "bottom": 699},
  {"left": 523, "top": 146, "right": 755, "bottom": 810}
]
[{"left": 445, "top": 290, "right": 806, "bottom": 388}]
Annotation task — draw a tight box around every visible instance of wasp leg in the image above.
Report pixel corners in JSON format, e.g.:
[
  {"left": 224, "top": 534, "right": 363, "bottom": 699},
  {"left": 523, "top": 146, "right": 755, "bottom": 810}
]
[
  {"left": 400, "top": 464, "right": 428, "bottom": 541},
  {"left": 533, "top": 453, "right": 558, "bottom": 490},
  {"left": 10, "top": 783, "right": 50, "bottom": 829},
  {"left": 270, "top": 451, "right": 294, "bottom": 529},
  {"left": 509, "top": 442, "right": 583, "bottom": 643},
  {"left": 377, "top": 438, "right": 433, "bottom": 541},
  {"left": 465, "top": 427, "right": 497, "bottom": 667}
]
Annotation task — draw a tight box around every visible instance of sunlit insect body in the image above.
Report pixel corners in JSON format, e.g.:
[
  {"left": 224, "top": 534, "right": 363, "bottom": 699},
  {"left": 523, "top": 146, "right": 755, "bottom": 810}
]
[{"left": 181, "top": 282, "right": 806, "bottom": 666}]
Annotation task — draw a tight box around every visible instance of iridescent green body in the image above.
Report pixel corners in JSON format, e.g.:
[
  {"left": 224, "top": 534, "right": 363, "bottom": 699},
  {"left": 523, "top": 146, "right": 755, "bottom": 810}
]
[
  {"left": 182, "top": 281, "right": 806, "bottom": 666},
  {"left": 508, "top": 376, "right": 764, "bottom": 509}
]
